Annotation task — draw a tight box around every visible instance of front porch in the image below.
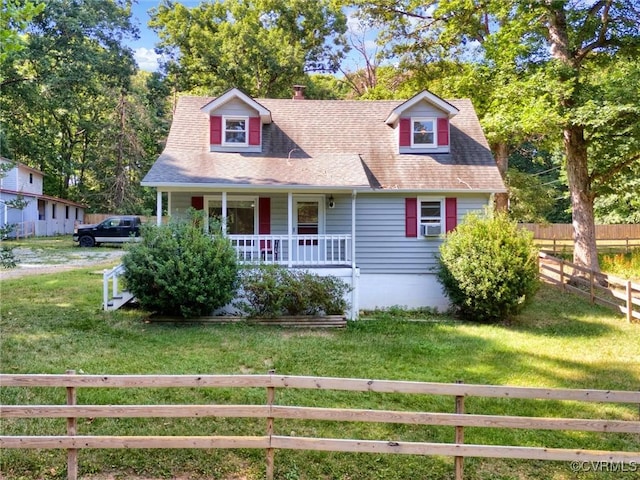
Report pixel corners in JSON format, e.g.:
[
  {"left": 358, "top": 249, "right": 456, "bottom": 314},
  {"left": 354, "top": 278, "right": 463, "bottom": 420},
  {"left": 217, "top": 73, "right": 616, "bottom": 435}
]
[
  {"left": 156, "top": 190, "right": 358, "bottom": 269},
  {"left": 228, "top": 234, "right": 352, "bottom": 266}
]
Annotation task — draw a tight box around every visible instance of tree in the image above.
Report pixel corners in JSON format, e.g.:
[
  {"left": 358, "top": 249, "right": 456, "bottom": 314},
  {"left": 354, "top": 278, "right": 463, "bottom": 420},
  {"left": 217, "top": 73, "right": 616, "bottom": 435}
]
[
  {"left": 508, "top": 145, "right": 571, "bottom": 224},
  {"left": 1, "top": 0, "right": 137, "bottom": 194},
  {"left": 0, "top": 0, "right": 44, "bottom": 67},
  {"left": 149, "top": 0, "right": 349, "bottom": 97},
  {"left": 94, "top": 71, "right": 171, "bottom": 213},
  {"left": 350, "top": 0, "right": 640, "bottom": 272},
  {"left": 1, "top": 1, "right": 169, "bottom": 213}
]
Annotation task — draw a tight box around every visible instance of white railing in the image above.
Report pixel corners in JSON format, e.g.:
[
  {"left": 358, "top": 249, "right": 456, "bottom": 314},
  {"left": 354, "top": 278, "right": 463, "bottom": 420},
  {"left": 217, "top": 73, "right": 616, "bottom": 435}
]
[
  {"left": 228, "top": 234, "right": 352, "bottom": 266},
  {"left": 102, "top": 264, "right": 127, "bottom": 311},
  {"left": 102, "top": 234, "right": 353, "bottom": 310}
]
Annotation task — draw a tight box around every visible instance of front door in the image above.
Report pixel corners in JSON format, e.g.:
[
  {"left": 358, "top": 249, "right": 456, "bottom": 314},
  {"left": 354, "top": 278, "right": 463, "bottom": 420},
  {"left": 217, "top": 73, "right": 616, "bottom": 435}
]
[{"left": 293, "top": 196, "right": 324, "bottom": 262}]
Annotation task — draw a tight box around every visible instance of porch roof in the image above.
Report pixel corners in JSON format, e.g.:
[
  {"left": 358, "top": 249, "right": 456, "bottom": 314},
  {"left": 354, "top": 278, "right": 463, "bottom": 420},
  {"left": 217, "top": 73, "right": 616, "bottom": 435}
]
[{"left": 144, "top": 151, "right": 370, "bottom": 189}]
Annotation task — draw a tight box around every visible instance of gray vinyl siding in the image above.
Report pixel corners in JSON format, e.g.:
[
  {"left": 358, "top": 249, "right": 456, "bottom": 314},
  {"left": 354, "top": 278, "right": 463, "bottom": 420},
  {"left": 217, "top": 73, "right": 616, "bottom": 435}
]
[
  {"left": 354, "top": 193, "right": 489, "bottom": 274},
  {"left": 325, "top": 197, "right": 352, "bottom": 235},
  {"left": 214, "top": 98, "right": 257, "bottom": 117},
  {"left": 168, "top": 191, "right": 490, "bottom": 274}
]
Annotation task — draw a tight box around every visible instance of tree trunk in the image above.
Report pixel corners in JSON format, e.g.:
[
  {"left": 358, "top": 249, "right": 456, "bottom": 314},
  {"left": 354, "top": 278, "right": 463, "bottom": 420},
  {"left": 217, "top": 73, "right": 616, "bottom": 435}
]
[
  {"left": 546, "top": 1, "right": 600, "bottom": 273},
  {"left": 492, "top": 142, "right": 509, "bottom": 212},
  {"left": 564, "top": 125, "right": 599, "bottom": 272}
]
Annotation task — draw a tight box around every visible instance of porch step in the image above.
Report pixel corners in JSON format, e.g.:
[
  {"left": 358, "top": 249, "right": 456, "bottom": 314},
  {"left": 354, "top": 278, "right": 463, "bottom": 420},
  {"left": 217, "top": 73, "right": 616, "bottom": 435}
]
[
  {"left": 148, "top": 315, "right": 347, "bottom": 328},
  {"left": 249, "top": 316, "right": 347, "bottom": 328},
  {"left": 105, "top": 291, "right": 135, "bottom": 311}
]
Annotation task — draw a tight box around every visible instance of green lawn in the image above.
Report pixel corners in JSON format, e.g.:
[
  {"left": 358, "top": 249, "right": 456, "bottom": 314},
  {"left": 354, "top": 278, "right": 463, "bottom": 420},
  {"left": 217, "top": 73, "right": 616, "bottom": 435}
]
[
  {"left": 601, "top": 249, "right": 640, "bottom": 280},
  {"left": 1, "top": 263, "right": 639, "bottom": 480}
]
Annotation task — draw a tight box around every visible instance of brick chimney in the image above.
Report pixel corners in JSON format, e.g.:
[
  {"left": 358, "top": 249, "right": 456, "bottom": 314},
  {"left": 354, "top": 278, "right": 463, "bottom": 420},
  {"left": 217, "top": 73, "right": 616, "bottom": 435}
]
[{"left": 292, "top": 85, "right": 306, "bottom": 100}]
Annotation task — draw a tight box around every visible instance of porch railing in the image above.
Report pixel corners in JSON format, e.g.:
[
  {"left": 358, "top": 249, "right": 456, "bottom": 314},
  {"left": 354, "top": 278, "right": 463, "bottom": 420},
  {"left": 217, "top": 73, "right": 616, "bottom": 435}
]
[{"left": 227, "top": 234, "right": 352, "bottom": 266}]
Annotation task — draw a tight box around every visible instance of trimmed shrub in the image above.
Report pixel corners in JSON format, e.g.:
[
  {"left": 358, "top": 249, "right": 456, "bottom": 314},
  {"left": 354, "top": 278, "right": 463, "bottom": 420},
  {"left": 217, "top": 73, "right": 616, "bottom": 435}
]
[
  {"left": 438, "top": 212, "right": 539, "bottom": 322},
  {"left": 238, "top": 265, "right": 351, "bottom": 317},
  {"left": 122, "top": 213, "right": 239, "bottom": 318},
  {"left": 0, "top": 244, "right": 17, "bottom": 269}
]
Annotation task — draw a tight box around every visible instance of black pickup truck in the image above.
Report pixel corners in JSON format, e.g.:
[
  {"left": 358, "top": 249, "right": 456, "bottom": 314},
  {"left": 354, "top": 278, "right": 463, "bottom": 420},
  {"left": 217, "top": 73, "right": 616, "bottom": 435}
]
[{"left": 73, "top": 215, "right": 142, "bottom": 247}]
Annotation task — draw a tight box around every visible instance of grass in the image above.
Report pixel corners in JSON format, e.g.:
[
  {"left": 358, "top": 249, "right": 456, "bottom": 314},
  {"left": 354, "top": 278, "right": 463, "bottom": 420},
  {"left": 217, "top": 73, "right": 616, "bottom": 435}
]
[
  {"left": 1, "top": 251, "right": 639, "bottom": 479},
  {"left": 600, "top": 249, "right": 640, "bottom": 280}
]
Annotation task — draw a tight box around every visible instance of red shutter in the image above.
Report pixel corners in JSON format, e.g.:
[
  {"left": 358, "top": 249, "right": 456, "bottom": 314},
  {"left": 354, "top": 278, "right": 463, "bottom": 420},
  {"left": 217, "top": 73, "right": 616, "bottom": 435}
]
[
  {"left": 258, "top": 197, "right": 270, "bottom": 234},
  {"left": 210, "top": 115, "right": 222, "bottom": 145},
  {"left": 405, "top": 198, "right": 417, "bottom": 237},
  {"left": 249, "top": 117, "right": 261, "bottom": 145},
  {"left": 399, "top": 118, "right": 411, "bottom": 147},
  {"left": 437, "top": 118, "right": 449, "bottom": 146},
  {"left": 191, "top": 196, "right": 204, "bottom": 210},
  {"left": 445, "top": 197, "right": 457, "bottom": 232}
]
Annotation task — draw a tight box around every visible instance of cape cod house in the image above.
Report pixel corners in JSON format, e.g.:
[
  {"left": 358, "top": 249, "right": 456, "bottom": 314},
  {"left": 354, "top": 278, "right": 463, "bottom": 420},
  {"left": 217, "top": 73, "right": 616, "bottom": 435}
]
[
  {"left": 0, "top": 157, "right": 85, "bottom": 237},
  {"left": 141, "top": 87, "right": 505, "bottom": 317}
]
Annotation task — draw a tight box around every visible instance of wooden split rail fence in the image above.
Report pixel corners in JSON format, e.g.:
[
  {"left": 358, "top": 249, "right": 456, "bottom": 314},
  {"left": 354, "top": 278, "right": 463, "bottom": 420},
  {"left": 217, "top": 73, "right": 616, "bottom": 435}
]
[
  {"left": 520, "top": 223, "right": 640, "bottom": 254},
  {"left": 539, "top": 252, "right": 640, "bottom": 322},
  {"left": 1, "top": 373, "right": 639, "bottom": 480},
  {"left": 534, "top": 238, "right": 640, "bottom": 254}
]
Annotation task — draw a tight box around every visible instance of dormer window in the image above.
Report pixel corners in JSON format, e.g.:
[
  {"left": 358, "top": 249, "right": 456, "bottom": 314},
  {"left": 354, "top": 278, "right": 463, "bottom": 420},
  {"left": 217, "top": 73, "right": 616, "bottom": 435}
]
[
  {"left": 223, "top": 117, "right": 248, "bottom": 145},
  {"left": 412, "top": 118, "right": 436, "bottom": 147},
  {"left": 385, "top": 90, "right": 458, "bottom": 153},
  {"left": 202, "top": 88, "right": 272, "bottom": 152}
]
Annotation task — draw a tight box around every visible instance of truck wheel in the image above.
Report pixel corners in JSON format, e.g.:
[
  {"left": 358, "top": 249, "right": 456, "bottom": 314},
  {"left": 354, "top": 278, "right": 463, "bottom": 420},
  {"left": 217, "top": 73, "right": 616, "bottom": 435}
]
[{"left": 79, "top": 235, "right": 95, "bottom": 247}]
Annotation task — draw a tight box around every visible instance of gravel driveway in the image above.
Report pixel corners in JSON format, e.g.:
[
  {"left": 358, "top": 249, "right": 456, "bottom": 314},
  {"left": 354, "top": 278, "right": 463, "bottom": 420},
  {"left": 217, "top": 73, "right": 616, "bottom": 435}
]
[{"left": 0, "top": 247, "right": 126, "bottom": 280}]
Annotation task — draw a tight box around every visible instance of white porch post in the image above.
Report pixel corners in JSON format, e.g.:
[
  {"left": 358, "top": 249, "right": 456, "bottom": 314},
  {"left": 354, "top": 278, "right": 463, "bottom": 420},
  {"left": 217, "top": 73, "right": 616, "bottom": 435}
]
[
  {"left": 351, "top": 190, "right": 359, "bottom": 320},
  {"left": 155, "top": 191, "right": 162, "bottom": 225},
  {"left": 221, "top": 191, "right": 227, "bottom": 234},
  {"left": 351, "top": 190, "right": 357, "bottom": 268},
  {"left": 287, "top": 192, "right": 293, "bottom": 268}
]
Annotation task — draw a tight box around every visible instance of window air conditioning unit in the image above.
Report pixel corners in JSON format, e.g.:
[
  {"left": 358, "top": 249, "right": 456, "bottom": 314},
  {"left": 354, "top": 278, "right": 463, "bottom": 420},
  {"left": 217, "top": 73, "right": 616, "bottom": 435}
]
[{"left": 421, "top": 224, "right": 441, "bottom": 237}]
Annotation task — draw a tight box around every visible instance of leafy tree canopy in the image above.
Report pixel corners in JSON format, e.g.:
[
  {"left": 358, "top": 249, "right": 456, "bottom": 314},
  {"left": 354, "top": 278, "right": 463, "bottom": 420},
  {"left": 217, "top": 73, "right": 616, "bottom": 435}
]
[
  {"left": 0, "top": 0, "right": 44, "bottom": 68},
  {"left": 1, "top": 1, "right": 168, "bottom": 213},
  {"left": 149, "top": 0, "right": 349, "bottom": 97}
]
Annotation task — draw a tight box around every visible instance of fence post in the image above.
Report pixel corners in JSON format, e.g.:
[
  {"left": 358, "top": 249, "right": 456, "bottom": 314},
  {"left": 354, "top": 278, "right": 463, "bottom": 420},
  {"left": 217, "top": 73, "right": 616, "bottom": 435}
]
[
  {"left": 627, "top": 281, "right": 633, "bottom": 324},
  {"left": 455, "top": 380, "right": 465, "bottom": 480},
  {"left": 560, "top": 259, "right": 566, "bottom": 292},
  {"left": 66, "top": 370, "right": 78, "bottom": 480},
  {"left": 266, "top": 370, "right": 276, "bottom": 480}
]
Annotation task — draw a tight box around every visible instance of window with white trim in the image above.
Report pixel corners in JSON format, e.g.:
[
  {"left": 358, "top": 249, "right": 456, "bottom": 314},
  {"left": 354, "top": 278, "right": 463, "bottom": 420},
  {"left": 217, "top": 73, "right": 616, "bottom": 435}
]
[
  {"left": 419, "top": 198, "right": 444, "bottom": 236},
  {"left": 223, "top": 116, "right": 248, "bottom": 145},
  {"left": 412, "top": 118, "right": 436, "bottom": 147}
]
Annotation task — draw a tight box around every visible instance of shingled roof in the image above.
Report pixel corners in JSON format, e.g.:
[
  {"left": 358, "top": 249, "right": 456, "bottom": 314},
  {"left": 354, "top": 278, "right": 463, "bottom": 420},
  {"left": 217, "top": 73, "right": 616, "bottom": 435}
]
[{"left": 142, "top": 94, "right": 506, "bottom": 192}]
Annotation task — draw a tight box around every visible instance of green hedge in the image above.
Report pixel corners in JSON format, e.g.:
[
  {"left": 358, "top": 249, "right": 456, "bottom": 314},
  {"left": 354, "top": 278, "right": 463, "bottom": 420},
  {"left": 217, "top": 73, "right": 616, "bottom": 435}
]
[
  {"left": 438, "top": 212, "right": 539, "bottom": 322},
  {"left": 123, "top": 213, "right": 239, "bottom": 318},
  {"left": 237, "top": 264, "right": 351, "bottom": 317}
]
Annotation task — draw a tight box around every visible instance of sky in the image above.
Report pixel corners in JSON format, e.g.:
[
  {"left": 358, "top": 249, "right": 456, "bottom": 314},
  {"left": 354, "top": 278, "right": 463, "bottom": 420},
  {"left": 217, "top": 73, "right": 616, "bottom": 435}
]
[
  {"left": 128, "top": 1, "right": 375, "bottom": 72},
  {"left": 129, "top": 1, "right": 201, "bottom": 71}
]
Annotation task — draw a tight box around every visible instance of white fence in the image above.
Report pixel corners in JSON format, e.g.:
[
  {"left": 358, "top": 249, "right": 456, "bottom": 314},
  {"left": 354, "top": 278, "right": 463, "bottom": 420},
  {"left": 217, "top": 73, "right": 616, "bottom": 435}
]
[{"left": 228, "top": 234, "right": 352, "bottom": 266}]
